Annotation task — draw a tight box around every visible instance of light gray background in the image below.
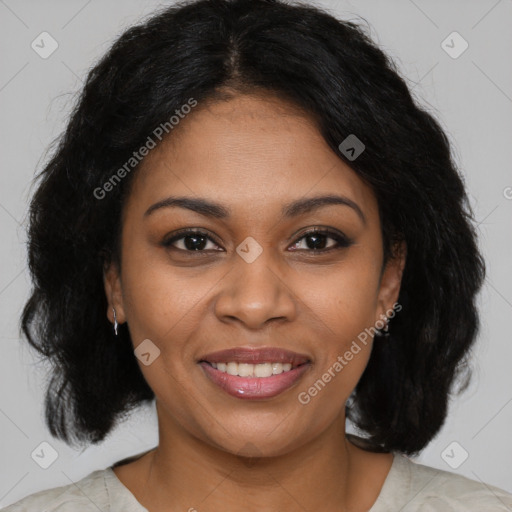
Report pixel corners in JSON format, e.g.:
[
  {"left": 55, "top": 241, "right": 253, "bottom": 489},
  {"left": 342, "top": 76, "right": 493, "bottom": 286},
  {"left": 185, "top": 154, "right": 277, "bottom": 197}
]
[{"left": 1, "top": 0, "right": 511, "bottom": 507}]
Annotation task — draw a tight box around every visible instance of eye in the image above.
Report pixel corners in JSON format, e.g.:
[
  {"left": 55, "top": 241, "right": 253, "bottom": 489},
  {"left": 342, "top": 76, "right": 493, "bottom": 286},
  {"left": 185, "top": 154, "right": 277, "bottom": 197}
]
[
  {"left": 162, "top": 229, "right": 222, "bottom": 253},
  {"left": 289, "top": 228, "right": 353, "bottom": 253}
]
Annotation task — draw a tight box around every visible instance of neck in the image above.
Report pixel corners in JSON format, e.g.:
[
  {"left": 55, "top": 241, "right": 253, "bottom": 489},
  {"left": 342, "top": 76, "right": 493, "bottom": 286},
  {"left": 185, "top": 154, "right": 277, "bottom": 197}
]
[{"left": 118, "top": 407, "right": 392, "bottom": 512}]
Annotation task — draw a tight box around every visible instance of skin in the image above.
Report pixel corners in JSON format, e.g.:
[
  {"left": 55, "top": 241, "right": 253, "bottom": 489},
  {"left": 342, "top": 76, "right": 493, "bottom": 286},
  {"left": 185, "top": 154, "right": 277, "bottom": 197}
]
[{"left": 104, "top": 92, "right": 406, "bottom": 512}]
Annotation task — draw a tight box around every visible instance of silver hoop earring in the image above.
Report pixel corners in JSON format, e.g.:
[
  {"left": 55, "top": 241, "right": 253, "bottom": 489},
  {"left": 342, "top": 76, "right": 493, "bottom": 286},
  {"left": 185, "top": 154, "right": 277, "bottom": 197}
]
[
  {"left": 376, "top": 317, "right": 390, "bottom": 338},
  {"left": 112, "top": 307, "right": 118, "bottom": 336}
]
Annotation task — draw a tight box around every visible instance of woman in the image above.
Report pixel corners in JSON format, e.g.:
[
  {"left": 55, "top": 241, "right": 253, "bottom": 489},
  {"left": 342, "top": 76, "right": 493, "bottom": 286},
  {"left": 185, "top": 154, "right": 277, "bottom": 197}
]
[{"left": 4, "top": 0, "right": 512, "bottom": 510}]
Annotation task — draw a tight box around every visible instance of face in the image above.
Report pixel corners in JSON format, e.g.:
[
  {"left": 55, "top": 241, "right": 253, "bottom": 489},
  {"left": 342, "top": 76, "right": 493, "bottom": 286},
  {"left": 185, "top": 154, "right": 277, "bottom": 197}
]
[{"left": 104, "top": 93, "right": 405, "bottom": 458}]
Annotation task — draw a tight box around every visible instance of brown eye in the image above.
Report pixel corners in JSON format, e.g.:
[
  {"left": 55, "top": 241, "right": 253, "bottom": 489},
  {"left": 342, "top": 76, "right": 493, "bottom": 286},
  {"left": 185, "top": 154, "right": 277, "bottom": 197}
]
[
  {"left": 162, "top": 229, "right": 222, "bottom": 252},
  {"left": 289, "top": 228, "right": 353, "bottom": 253}
]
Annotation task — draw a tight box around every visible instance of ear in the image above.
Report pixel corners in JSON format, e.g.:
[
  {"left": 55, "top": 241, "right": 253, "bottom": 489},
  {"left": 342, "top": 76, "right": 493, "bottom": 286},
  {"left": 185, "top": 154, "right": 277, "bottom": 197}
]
[
  {"left": 103, "top": 259, "right": 126, "bottom": 325},
  {"left": 375, "top": 240, "right": 406, "bottom": 321}
]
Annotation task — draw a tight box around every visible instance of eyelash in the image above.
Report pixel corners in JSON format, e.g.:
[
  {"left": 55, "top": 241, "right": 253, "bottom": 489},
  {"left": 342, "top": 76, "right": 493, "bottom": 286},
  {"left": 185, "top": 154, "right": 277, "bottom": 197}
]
[{"left": 161, "top": 227, "right": 353, "bottom": 255}]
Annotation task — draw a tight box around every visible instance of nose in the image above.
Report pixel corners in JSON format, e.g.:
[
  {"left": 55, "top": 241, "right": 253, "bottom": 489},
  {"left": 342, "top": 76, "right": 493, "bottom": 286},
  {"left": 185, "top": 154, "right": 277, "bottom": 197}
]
[{"left": 213, "top": 249, "right": 297, "bottom": 330}]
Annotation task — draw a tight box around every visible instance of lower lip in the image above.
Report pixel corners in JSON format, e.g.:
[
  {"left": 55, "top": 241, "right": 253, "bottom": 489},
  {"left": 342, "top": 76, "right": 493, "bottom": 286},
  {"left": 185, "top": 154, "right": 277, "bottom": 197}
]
[{"left": 199, "top": 362, "right": 311, "bottom": 400}]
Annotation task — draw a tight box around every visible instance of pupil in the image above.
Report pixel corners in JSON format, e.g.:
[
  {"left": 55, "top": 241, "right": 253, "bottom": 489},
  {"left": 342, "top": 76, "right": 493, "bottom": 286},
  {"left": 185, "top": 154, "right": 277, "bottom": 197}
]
[
  {"left": 185, "top": 234, "right": 207, "bottom": 251},
  {"left": 307, "top": 234, "right": 326, "bottom": 250}
]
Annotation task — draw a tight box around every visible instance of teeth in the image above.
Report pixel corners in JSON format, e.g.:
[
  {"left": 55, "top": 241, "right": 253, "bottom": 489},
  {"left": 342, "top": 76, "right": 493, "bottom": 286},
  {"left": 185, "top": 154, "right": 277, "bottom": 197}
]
[{"left": 208, "top": 361, "right": 295, "bottom": 377}]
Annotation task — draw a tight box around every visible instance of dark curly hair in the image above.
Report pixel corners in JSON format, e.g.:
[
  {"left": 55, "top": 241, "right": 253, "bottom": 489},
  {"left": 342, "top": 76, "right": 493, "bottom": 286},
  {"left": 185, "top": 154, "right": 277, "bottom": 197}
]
[{"left": 20, "top": 0, "right": 485, "bottom": 457}]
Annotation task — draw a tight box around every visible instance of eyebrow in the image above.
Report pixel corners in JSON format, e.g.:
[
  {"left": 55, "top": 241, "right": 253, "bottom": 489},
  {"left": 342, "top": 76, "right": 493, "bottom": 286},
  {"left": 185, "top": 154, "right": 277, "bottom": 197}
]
[{"left": 144, "top": 194, "right": 366, "bottom": 224}]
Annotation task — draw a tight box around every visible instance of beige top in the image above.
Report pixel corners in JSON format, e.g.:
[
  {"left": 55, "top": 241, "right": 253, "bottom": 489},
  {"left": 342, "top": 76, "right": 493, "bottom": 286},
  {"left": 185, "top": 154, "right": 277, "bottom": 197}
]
[{"left": 2, "top": 452, "right": 512, "bottom": 511}]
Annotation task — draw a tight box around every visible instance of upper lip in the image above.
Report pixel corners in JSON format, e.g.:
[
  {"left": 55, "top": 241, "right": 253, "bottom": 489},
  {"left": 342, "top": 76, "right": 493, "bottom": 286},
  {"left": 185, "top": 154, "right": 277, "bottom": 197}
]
[{"left": 198, "top": 347, "right": 311, "bottom": 367}]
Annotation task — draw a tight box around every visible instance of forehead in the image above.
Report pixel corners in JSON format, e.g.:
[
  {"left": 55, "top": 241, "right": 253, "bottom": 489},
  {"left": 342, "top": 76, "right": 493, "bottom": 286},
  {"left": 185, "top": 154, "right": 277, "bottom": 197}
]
[{"left": 125, "top": 93, "right": 378, "bottom": 222}]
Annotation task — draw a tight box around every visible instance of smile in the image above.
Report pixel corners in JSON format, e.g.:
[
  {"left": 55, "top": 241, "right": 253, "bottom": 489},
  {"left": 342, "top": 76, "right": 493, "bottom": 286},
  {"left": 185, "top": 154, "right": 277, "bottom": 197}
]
[{"left": 198, "top": 346, "right": 312, "bottom": 400}]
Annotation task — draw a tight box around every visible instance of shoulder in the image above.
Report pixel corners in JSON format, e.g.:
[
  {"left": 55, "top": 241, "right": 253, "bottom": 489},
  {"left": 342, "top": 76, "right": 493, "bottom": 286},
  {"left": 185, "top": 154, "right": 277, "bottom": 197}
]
[
  {"left": 388, "top": 454, "right": 512, "bottom": 511},
  {"left": 1, "top": 469, "right": 109, "bottom": 512}
]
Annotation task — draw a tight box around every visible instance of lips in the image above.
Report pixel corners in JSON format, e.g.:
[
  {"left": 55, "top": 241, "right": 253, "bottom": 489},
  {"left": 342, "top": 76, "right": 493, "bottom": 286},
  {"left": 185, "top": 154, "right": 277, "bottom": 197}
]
[
  {"left": 198, "top": 347, "right": 310, "bottom": 367},
  {"left": 197, "top": 347, "right": 312, "bottom": 400}
]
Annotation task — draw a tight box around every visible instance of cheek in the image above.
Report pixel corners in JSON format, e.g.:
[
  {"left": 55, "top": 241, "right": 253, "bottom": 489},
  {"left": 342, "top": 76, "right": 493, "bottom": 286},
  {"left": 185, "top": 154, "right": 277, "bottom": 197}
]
[
  {"left": 295, "top": 265, "right": 378, "bottom": 424},
  {"left": 301, "top": 256, "right": 381, "bottom": 338},
  {"left": 118, "top": 242, "right": 211, "bottom": 353},
  {"left": 295, "top": 251, "right": 381, "bottom": 394}
]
